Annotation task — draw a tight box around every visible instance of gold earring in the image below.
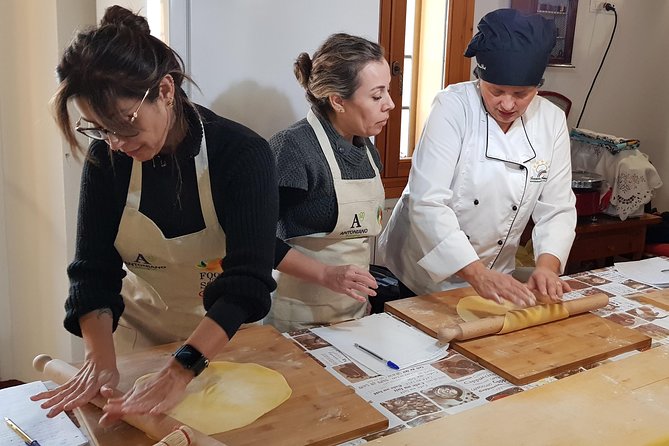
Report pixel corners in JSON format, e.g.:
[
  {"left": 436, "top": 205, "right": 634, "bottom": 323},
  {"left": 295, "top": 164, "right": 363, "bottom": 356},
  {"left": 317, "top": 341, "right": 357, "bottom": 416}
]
[{"left": 166, "top": 97, "right": 174, "bottom": 108}]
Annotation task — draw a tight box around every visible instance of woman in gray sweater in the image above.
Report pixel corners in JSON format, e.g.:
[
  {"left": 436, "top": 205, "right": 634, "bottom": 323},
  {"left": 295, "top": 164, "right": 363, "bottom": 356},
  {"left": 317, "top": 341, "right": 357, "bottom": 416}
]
[{"left": 267, "top": 33, "right": 395, "bottom": 332}]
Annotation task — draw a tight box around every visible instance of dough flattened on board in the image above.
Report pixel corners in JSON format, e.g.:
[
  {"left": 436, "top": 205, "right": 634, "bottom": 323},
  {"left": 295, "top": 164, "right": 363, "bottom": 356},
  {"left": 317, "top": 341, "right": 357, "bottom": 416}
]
[{"left": 77, "top": 325, "right": 388, "bottom": 445}]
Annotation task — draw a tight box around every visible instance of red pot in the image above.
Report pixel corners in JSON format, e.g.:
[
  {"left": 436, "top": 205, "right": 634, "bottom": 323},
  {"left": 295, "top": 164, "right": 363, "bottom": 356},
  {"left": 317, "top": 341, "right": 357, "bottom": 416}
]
[{"left": 572, "top": 171, "right": 608, "bottom": 217}]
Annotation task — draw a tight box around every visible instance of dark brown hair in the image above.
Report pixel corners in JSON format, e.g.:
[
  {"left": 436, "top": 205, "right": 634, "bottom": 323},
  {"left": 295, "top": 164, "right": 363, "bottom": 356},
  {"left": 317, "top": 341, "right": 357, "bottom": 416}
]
[
  {"left": 53, "top": 5, "right": 193, "bottom": 154},
  {"left": 294, "top": 33, "right": 385, "bottom": 114}
]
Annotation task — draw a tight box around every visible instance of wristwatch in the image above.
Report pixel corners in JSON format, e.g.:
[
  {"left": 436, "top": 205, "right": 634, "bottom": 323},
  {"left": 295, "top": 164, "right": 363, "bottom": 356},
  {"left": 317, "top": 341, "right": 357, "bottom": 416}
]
[{"left": 172, "top": 344, "right": 209, "bottom": 377}]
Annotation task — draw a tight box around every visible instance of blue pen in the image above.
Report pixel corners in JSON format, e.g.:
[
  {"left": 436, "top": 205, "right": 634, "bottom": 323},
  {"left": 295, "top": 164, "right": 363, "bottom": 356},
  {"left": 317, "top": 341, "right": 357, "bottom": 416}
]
[
  {"left": 354, "top": 343, "right": 400, "bottom": 370},
  {"left": 4, "top": 417, "right": 41, "bottom": 446}
]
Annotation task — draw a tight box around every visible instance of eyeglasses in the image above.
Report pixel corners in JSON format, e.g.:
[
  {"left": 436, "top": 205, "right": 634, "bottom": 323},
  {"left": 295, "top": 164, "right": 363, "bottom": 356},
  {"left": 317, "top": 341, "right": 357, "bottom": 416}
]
[{"left": 75, "top": 88, "right": 150, "bottom": 141}]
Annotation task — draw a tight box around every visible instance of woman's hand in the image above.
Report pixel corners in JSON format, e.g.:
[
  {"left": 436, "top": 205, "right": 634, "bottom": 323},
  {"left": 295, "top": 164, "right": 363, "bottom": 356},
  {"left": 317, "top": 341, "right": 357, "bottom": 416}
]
[
  {"left": 277, "top": 249, "right": 377, "bottom": 302},
  {"left": 526, "top": 266, "right": 571, "bottom": 302},
  {"left": 101, "top": 317, "right": 228, "bottom": 426},
  {"left": 100, "top": 359, "right": 192, "bottom": 426},
  {"left": 457, "top": 261, "right": 536, "bottom": 307},
  {"left": 320, "top": 264, "right": 378, "bottom": 302},
  {"left": 30, "top": 354, "right": 119, "bottom": 418},
  {"left": 526, "top": 254, "right": 571, "bottom": 302},
  {"left": 31, "top": 308, "right": 118, "bottom": 418}
]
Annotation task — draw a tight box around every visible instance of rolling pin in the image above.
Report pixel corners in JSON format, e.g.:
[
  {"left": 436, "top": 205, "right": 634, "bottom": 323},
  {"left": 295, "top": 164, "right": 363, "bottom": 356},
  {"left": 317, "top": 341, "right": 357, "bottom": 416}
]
[
  {"left": 33, "top": 354, "right": 226, "bottom": 446},
  {"left": 437, "top": 293, "right": 609, "bottom": 343}
]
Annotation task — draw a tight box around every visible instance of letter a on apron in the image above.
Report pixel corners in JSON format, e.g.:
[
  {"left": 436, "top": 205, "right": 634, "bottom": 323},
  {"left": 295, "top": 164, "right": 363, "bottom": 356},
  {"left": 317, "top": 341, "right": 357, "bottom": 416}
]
[
  {"left": 113, "top": 121, "right": 226, "bottom": 353},
  {"left": 267, "top": 110, "right": 385, "bottom": 332}
]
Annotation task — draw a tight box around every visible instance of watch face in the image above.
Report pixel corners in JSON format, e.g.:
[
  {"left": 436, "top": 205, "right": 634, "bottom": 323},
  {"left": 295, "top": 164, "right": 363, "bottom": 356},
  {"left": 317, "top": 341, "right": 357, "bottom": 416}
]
[
  {"left": 176, "top": 347, "right": 197, "bottom": 364},
  {"left": 174, "top": 344, "right": 208, "bottom": 376}
]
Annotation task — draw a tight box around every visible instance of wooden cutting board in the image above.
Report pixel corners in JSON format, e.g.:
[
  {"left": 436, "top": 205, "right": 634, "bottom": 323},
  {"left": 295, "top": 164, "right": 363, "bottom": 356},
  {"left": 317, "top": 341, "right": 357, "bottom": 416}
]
[
  {"left": 385, "top": 287, "right": 651, "bottom": 385},
  {"left": 76, "top": 325, "right": 387, "bottom": 446},
  {"left": 368, "top": 344, "right": 669, "bottom": 446},
  {"left": 631, "top": 288, "right": 669, "bottom": 311}
]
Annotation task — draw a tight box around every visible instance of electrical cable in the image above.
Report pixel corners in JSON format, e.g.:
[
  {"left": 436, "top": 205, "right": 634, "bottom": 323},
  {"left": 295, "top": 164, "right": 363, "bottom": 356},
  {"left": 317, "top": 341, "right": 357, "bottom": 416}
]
[{"left": 576, "top": 3, "right": 617, "bottom": 128}]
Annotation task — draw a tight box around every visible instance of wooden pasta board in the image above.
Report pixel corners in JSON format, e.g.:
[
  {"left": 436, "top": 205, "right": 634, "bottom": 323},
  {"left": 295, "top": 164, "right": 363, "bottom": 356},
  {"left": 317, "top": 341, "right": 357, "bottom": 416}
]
[
  {"left": 368, "top": 345, "right": 669, "bottom": 446},
  {"left": 630, "top": 288, "right": 669, "bottom": 311},
  {"left": 76, "top": 325, "right": 387, "bottom": 446},
  {"left": 385, "top": 287, "right": 651, "bottom": 385}
]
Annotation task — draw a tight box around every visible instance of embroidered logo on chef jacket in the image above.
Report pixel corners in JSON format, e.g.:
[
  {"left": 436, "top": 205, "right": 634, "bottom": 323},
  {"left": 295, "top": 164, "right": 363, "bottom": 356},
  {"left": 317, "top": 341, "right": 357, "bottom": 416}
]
[
  {"left": 126, "top": 253, "right": 167, "bottom": 270},
  {"left": 529, "top": 159, "right": 549, "bottom": 183}
]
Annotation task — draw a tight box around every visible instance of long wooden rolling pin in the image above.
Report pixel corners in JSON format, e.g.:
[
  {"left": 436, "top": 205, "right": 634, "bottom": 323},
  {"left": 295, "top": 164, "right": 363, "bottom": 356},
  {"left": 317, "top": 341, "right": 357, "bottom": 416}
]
[
  {"left": 437, "top": 293, "right": 609, "bottom": 343},
  {"left": 33, "top": 354, "right": 226, "bottom": 446}
]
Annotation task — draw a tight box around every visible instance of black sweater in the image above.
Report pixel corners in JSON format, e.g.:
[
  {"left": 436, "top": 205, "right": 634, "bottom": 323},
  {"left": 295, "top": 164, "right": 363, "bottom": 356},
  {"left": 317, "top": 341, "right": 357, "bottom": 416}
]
[{"left": 65, "top": 104, "right": 278, "bottom": 340}]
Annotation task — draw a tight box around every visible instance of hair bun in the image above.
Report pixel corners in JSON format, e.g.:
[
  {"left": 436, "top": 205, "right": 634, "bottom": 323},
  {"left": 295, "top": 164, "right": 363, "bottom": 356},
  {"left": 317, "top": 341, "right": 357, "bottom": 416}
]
[
  {"left": 293, "top": 52, "right": 313, "bottom": 89},
  {"left": 100, "top": 5, "right": 150, "bottom": 35}
]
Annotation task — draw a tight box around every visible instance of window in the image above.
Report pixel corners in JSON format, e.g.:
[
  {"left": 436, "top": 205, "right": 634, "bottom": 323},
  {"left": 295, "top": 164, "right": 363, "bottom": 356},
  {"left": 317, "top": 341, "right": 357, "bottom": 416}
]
[{"left": 377, "top": 0, "right": 475, "bottom": 197}]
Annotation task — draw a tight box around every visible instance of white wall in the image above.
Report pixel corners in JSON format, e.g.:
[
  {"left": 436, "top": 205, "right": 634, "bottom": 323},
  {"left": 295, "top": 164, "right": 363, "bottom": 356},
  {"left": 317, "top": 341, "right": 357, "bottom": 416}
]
[
  {"left": 0, "top": 0, "right": 95, "bottom": 382},
  {"left": 170, "top": 0, "right": 380, "bottom": 139},
  {"left": 475, "top": 0, "right": 669, "bottom": 209}
]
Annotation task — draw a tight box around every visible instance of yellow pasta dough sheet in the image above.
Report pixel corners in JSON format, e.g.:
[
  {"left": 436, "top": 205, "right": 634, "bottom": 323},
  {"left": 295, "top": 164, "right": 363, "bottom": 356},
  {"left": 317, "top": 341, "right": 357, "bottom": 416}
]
[
  {"left": 499, "top": 303, "right": 569, "bottom": 334},
  {"left": 456, "top": 295, "right": 520, "bottom": 322},
  {"left": 135, "top": 361, "right": 292, "bottom": 435},
  {"left": 456, "top": 295, "right": 570, "bottom": 334}
]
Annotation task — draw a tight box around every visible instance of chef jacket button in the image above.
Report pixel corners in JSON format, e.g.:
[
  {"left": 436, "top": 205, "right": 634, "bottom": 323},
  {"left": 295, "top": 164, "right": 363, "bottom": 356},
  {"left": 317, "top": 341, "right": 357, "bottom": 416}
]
[
  {"left": 474, "top": 199, "right": 479, "bottom": 205},
  {"left": 512, "top": 205, "right": 518, "bottom": 211},
  {"left": 466, "top": 235, "right": 470, "bottom": 240},
  {"left": 497, "top": 240, "right": 503, "bottom": 245},
  {"left": 519, "top": 165, "right": 525, "bottom": 170}
]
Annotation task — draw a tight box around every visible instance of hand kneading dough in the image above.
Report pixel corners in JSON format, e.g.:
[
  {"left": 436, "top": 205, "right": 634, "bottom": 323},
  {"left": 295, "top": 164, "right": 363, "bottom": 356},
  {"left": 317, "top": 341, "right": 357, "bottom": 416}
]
[{"left": 135, "top": 362, "right": 292, "bottom": 434}]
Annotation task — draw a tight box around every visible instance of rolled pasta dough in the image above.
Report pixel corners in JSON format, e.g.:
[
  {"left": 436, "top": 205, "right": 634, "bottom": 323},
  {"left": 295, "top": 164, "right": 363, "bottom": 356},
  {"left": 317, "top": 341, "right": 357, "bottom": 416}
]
[
  {"left": 456, "top": 295, "right": 519, "bottom": 322},
  {"left": 456, "top": 295, "right": 570, "bottom": 334},
  {"left": 135, "top": 361, "right": 292, "bottom": 435}
]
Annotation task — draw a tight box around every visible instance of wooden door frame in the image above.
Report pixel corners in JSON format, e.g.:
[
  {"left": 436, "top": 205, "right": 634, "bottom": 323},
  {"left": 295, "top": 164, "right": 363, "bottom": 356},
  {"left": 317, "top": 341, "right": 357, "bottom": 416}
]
[{"left": 378, "top": 0, "right": 475, "bottom": 197}]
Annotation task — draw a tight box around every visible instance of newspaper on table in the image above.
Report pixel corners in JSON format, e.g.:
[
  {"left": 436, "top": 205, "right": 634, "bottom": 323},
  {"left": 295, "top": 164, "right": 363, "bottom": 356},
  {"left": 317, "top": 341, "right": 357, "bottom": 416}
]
[{"left": 283, "top": 264, "right": 669, "bottom": 443}]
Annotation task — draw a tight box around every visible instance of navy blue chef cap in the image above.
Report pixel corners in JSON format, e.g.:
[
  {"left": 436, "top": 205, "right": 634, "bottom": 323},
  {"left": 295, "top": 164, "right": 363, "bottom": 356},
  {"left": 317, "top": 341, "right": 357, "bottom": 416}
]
[{"left": 465, "top": 8, "right": 556, "bottom": 86}]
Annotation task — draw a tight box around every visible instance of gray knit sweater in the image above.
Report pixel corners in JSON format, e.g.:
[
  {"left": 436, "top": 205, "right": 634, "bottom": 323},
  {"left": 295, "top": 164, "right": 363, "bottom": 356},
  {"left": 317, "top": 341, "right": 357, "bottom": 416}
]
[{"left": 270, "top": 111, "right": 383, "bottom": 245}]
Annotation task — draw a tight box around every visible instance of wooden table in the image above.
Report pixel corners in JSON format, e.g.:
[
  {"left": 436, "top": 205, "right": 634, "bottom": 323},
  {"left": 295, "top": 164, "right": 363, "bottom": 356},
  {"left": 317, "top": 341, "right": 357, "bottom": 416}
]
[{"left": 369, "top": 344, "right": 669, "bottom": 446}]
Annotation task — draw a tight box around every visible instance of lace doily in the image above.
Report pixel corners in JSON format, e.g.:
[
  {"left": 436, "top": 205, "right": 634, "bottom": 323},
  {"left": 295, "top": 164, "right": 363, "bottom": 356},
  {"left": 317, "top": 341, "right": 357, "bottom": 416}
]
[{"left": 571, "top": 141, "right": 662, "bottom": 220}]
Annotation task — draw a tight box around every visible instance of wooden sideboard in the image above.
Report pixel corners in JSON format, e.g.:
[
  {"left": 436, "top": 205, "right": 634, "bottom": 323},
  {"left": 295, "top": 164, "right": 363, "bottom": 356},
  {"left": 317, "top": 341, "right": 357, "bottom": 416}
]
[{"left": 520, "top": 213, "right": 661, "bottom": 273}]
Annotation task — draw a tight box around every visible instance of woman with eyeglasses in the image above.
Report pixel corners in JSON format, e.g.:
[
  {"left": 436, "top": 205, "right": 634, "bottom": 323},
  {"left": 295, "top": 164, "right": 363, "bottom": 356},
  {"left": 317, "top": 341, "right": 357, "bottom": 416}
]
[
  {"left": 31, "top": 6, "right": 278, "bottom": 423},
  {"left": 378, "top": 9, "right": 576, "bottom": 305}
]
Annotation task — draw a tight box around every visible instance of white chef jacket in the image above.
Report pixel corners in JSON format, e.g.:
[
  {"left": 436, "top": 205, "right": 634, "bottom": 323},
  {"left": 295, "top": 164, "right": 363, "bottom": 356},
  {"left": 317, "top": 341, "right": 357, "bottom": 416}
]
[{"left": 377, "top": 81, "right": 576, "bottom": 295}]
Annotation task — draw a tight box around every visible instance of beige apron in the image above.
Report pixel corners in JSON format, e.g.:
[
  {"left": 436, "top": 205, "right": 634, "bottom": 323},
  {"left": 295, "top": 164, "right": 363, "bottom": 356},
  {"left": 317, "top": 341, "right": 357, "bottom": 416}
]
[
  {"left": 266, "top": 110, "right": 385, "bottom": 332},
  {"left": 113, "top": 124, "right": 227, "bottom": 353}
]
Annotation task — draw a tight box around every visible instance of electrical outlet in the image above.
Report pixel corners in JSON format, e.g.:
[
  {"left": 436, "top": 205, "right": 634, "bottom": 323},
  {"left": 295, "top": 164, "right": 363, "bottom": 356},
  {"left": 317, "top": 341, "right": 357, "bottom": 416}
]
[{"left": 590, "top": 0, "right": 615, "bottom": 13}]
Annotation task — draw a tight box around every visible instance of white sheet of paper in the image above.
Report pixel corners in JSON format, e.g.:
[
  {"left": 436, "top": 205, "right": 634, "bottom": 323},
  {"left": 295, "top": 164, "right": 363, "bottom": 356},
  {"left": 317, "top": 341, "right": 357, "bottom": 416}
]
[
  {"left": 0, "top": 381, "right": 88, "bottom": 446},
  {"left": 312, "top": 313, "right": 449, "bottom": 376},
  {"left": 614, "top": 257, "right": 669, "bottom": 285}
]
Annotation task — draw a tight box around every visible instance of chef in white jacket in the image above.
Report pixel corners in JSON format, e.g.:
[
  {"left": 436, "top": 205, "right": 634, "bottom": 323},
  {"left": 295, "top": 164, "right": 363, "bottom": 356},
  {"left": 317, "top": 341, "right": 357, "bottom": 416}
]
[{"left": 378, "top": 8, "right": 576, "bottom": 305}]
